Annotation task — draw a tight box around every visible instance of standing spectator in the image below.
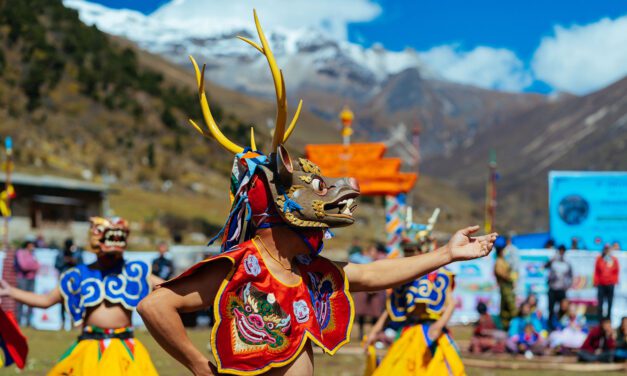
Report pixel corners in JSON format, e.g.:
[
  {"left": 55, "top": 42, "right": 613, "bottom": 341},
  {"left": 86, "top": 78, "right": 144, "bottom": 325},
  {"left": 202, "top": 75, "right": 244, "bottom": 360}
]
[
  {"left": 495, "top": 246, "right": 517, "bottom": 329},
  {"left": 55, "top": 238, "right": 83, "bottom": 328},
  {"left": 347, "top": 237, "right": 363, "bottom": 258},
  {"left": 546, "top": 245, "right": 573, "bottom": 330},
  {"left": 54, "top": 238, "right": 83, "bottom": 274},
  {"left": 14, "top": 240, "right": 40, "bottom": 327},
  {"left": 152, "top": 241, "right": 174, "bottom": 281},
  {"left": 578, "top": 318, "right": 616, "bottom": 363},
  {"left": 503, "top": 236, "right": 519, "bottom": 273},
  {"left": 594, "top": 244, "right": 619, "bottom": 320},
  {"left": 614, "top": 317, "right": 627, "bottom": 362}
]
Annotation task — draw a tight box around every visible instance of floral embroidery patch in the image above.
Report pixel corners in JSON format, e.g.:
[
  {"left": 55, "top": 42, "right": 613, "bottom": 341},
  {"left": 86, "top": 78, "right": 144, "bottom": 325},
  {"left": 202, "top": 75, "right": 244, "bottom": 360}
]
[
  {"left": 243, "top": 255, "right": 261, "bottom": 277},
  {"left": 293, "top": 300, "right": 310, "bottom": 324}
]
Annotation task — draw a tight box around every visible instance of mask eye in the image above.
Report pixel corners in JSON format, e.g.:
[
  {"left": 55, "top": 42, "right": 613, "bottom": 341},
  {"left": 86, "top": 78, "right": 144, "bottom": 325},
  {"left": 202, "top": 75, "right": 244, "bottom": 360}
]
[{"left": 311, "top": 177, "right": 328, "bottom": 195}]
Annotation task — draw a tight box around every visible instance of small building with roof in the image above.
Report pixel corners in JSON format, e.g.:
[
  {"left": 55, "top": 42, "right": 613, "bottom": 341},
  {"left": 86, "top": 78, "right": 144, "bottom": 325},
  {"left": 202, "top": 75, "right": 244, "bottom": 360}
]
[{"left": 0, "top": 173, "right": 109, "bottom": 245}]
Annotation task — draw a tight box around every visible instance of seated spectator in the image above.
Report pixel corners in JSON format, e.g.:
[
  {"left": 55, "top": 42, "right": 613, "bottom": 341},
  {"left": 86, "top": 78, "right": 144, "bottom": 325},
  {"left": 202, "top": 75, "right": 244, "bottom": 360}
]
[
  {"left": 616, "top": 317, "right": 627, "bottom": 362},
  {"left": 507, "top": 302, "right": 547, "bottom": 356},
  {"left": 526, "top": 294, "right": 547, "bottom": 329},
  {"left": 549, "top": 298, "right": 569, "bottom": 330},
  {"left": 469, "top": 302, "right": 506, "bottom": 353},
  {"left": 548, "top": 300, "right": 587, "bottom": 353},
  {"left": 578, "top": 318, "right": 615, "bottom": 363}
]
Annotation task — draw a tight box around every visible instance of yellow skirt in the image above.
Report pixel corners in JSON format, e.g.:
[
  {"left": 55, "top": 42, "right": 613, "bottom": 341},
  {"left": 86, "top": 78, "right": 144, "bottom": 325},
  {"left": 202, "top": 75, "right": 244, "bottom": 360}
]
[
  {"left": 47, "top": 328, "right": 158, "bottom": 376},
  {"left": 370, "top": 324, "right": 466, "bottom": 376}
]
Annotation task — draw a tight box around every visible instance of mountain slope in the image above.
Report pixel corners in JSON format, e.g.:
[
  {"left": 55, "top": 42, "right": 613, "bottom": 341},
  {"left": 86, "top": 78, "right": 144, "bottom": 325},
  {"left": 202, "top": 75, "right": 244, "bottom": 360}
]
[
  {"left": 423, "top": 75, "right": 627, "bottom": 232},
  {"left": 362, "top": 69, "right": 545, "bottom": 157}
]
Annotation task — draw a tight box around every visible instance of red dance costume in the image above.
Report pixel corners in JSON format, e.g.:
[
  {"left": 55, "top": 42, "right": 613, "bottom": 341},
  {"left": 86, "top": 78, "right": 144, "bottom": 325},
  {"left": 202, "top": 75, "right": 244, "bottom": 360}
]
[{"left": 166, "top": 240, "right": 353, "bottom": 375}]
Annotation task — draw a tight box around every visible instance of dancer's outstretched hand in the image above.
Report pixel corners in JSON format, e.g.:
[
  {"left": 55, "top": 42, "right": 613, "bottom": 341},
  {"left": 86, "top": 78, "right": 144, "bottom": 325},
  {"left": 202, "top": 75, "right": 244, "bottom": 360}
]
[
  {"left": 0, "top": 280, "right": 11, "bottom": 297},
  {"left": 447, "top": 226, "right": 497, "bottom": 262}
]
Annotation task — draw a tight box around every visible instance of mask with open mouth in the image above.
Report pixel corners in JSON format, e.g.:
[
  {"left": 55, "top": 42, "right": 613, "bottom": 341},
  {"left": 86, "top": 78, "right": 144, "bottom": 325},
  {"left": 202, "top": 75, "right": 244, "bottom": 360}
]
[
  {"left": 258, "top": 146, "right": 360, "bottom": 229},
  {"left": 89, "top": 216, "right": 129, "bottom": 253}
]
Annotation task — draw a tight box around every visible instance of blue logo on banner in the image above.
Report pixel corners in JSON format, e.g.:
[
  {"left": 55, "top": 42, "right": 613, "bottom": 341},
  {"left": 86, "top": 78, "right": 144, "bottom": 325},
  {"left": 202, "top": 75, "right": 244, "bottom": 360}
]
[{"left": 558, "top": 195, "right": 589, "bottom": 225}]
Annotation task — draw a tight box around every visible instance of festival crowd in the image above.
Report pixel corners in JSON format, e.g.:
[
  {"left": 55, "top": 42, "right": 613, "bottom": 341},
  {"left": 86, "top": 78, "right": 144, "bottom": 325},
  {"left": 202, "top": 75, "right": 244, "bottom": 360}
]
[{"left": 476, "top": 238, "right": 625, "bottom": 363}]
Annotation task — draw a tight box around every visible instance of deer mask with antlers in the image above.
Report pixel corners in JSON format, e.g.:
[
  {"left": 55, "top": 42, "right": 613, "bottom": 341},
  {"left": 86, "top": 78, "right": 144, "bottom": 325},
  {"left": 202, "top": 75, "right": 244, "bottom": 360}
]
[{"left": 188, "top": 10, "right": 360, "bottom": 253}]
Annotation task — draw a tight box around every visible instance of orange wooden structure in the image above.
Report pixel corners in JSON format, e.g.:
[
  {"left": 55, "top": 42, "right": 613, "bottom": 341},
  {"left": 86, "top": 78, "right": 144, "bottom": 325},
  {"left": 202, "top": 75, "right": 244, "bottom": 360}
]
[{"left": 305, "top": 143, "right": 417, "bottom": 196}]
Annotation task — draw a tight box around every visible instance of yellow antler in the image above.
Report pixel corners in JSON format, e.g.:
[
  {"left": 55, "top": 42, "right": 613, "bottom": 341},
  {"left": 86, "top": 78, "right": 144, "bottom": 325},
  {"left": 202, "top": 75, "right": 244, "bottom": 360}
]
[
  {"left": 237, "top": 10, "right": 302, "bottom": 150},
  {"left": 250, "top": 127, "right": 257, "bottom": 151},
  {"left": 189, "top": 56, "right": 244, "bottom": 154}
]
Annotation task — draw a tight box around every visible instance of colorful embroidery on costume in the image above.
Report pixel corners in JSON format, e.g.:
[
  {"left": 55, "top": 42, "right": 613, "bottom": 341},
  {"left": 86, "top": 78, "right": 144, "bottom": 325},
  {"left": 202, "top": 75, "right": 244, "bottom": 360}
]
[
  {"left": 292, "top": 300, "right": 310, "bottom": 324},
  {"left": 387, "top": 268, "right": 454, "bottom": 322},
  {"left": 228, "top": 282, "right": 291, "bottom": 353},
  {"left": 306, "top": 271, "right": 334, "bottom": 330},
  {"left": 243, "top": 255, "right": 261, "bottom": 276},
  {"left": 163, "top": 240, "right": 354, "bottom": 375},
  {"left": 59, "top": 261, "right": 151, "bottom": 325}
]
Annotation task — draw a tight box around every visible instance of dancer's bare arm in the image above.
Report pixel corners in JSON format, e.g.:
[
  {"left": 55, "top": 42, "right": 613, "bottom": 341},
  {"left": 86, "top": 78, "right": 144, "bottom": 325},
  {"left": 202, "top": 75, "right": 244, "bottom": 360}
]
[
  {"left": 149, "top": 274, "right": 165, "bottom": 287},
  {"left": 138, "top": 259, "right": 230, "bottom": 376},
  {"left": 427, "top": 298, "right": 455, "bottom": 341},
  {"left": 344, "top": 226, "right": 497, "bottom": 291},
  {"left": 0, "top": 280, "right": 62, "bottom": 308}
]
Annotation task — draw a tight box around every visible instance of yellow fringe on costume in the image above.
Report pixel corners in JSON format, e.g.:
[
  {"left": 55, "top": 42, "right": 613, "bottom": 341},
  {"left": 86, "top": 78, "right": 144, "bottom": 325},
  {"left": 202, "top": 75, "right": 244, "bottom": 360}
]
[
  {"left": 47, "top": 328, "right": 158, "bottom": 376},
  {"left": 370, "top": 324, "right": 465, "bottom": 376}
]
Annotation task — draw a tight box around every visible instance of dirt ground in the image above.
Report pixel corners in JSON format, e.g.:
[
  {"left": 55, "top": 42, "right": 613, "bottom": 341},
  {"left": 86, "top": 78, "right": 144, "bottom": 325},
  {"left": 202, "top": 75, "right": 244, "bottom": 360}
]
[{"left": 9, "top": 326, "right": 625, "bottom": 375}]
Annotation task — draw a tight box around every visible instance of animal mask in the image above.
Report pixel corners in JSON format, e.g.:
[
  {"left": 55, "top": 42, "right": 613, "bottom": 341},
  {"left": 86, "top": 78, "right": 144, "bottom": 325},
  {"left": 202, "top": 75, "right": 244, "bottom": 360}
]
[
  {"left": 188, "top": 10, "right": 360, "bottom": 244},
  {"left": 89, "top": 216, "right": 129, "bottom": 253}
]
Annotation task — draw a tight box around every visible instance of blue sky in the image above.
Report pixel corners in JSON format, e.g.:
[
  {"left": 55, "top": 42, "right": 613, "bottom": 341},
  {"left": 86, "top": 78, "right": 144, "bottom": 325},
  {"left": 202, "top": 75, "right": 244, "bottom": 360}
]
[{"left": 82, "top": 0, "right": 627, "bottom": 94}]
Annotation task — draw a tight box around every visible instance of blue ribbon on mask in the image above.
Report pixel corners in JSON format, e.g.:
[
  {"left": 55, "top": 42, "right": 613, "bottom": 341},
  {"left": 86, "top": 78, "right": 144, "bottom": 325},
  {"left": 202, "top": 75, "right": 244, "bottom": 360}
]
[{"left": 282, "top": 193, "right": 303, "bottom": 213}]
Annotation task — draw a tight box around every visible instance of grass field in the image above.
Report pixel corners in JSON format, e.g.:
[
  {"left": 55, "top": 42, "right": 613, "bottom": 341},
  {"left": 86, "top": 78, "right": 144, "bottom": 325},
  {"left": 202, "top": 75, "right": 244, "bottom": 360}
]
[{"left": 9, "top": 326, "right": 625, "bottom": 375}]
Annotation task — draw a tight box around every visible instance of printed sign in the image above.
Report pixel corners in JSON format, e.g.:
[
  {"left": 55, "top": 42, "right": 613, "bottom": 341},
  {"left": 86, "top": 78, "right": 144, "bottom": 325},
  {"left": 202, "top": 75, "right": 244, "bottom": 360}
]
[{"left": 549, "top": 171, "right": 627, "bottom": 250}]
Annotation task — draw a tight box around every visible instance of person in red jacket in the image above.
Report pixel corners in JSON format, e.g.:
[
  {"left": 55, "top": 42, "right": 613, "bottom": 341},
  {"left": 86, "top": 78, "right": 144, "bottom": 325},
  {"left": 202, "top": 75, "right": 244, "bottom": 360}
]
[
  {"left": 594, "top": 245, "right": 620, "bottom": 320},
  {"left": 578, "top": 318, "right": 616, "bottom": 362}
]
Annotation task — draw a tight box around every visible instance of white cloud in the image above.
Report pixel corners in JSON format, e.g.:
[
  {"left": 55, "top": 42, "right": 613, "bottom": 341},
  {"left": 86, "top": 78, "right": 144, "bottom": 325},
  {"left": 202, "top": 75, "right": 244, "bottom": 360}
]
[
  {"left": 149, "top": 0, "right": 380, "bottom": 41},
  {"left": 66, "top": 1, "right": 627, "bottom": 94},
  {"left": 532, "top": 15, "right": 627, "bottom": 94},
  {"left": 420, "top": 45, "right": 532, "bottom": 92}
]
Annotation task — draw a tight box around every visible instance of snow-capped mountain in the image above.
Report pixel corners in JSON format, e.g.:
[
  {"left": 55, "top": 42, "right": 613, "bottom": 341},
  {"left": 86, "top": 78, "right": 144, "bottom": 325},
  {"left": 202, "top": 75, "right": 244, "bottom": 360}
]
[
  {"left": 64, "top": 0, "right": 433, "bottom": 100},
  {"left": 63, "top": 0, "right": 545, "bottom": 160}
]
